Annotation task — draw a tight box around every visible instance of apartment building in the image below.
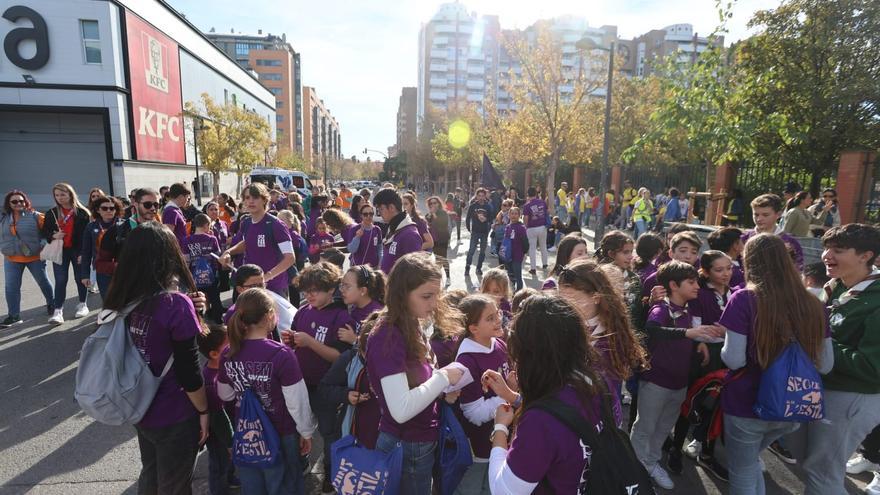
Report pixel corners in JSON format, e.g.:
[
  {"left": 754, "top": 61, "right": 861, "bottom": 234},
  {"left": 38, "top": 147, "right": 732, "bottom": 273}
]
[
  {"left": 302, "top": 87, "right": 342, "bottom": 172},
  {"left": 395, "top": 87, "right": 417, "bottom": 157}
]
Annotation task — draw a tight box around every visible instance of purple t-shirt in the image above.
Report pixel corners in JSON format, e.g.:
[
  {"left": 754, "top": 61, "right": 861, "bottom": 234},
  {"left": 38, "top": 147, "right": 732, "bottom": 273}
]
[
  {"left": 717, "top": 289, "right": 762, "bottom": 418},
  {"left": 307, "top": 232, "right": 334, "bottom": 264},
  {"left": 380, "top": 223, "right": 423, "bottom": 274},
  {"left": 522, "top": 198, "right": 548, "bottom": 229},
  {"left": 742, "top": 229, "right": 804, "bottom": 271},
  {"left": 162, "top": 205, "right": 188, "bottom": 246},
  {"left": 212, "top": 220, "right": 228, "bottom": 248},
  {"left": 203, "top": 366, "right": 223, "bottom": 413},
  {"left": 343, "top": 224, "right": 382, "bottom": 268},
  {"left": 414, "top": 216, "right": 429, "bottom": 238},
  {"left": 730, "top": 261, "right": 745, "bottom": 288},
  {"left": 430, "top": 335, "right": 460, "bottom": 369},
  {"left": 218, "top": 339, "right": 304, "bottom": 435},
  {"left": 242, "top": 215, "right": 292, "bottom": 294},
  {"left": 637, "top": 263, "right": 657, "bottom": 287},
  {"left": 128, "top": 293, "right": 201, "bottom": 429},
  {"left": 456, "top": 338, "right": 510, "bottom": 459},
  {"left": 504, "top": 223, "right": 528, "bottom": 262},
  {"left": 366, "top": 321, "right": 439, "bottom": 442},
  {"left": 506, "top": 386, "right": 602, "bottom": 493},
  {"left": 689, "top": 285, "right": 734, "bottom": 326},
  {"left": 182, "top": 232, "right": 221, "bottom": 288},
  {"left": 640, "top": 301, "right": 694, "bottom": 390},
  {"left": 349, "top": 300, "right": 383, "bottom": 333},
  {"left": 291, "top": 303, "right": 353, "bottom": 386}
]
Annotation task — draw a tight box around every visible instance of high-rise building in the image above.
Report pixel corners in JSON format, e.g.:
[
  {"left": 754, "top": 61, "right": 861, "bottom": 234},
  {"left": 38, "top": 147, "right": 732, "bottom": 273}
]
[
  {"left": 619, "top": 24, "right": 724, "bottom": 77},
  {"left": 395, "top": 87, "right": 417, "bottom": 157},
  {"left": 417, "top": 4, "right": 618, "bottom": 126},
  {"left": 302, "top": 87, "right": 342, "bottom": 174},
  {"left": 204, "top": 30, "right": 303, "bottom": 152}
]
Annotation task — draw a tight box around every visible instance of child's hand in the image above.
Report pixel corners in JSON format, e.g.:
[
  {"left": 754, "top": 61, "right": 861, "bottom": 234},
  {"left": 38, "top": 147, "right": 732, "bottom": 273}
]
[
  {"left": 292, "top": 331, "right": 313, "bottom": 348},
  {"left": 444, "top": 390, "right": 461, "bottom": 404},
  {"left": 494, "top": 404, "right": 514, "bottom": 427},
  {"left": 506, "top": 370, "right": 519, "bottom": 393},
  {"left": 338, "top": 324, "right": 357, "bottom": 345},
  {"left": 482, "top": 370, "right": 517, "bottom": 403},
  {"left": 347, "top": 390, "right": 362, "bottom": 405},
  {"left": 696, "top": 343, "right": 710, "bottom": 366},
  {"left": 300, "top": 437, "right": 312, "bottom": 456},
  {"left": 649, "top": 285, "right": 666, "bottom": 304}
]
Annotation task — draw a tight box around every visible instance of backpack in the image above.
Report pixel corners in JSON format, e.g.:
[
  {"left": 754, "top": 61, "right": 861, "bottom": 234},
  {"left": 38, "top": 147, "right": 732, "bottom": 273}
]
[
  {"left": 74, "top": 302, "right": 174, "bottom": 426},
  {"left": 437, "top": 402, "right": 473, "bottom": 495},
  {"left": 753, "top": 342, "right": 824, "bottom": 422},
  {"left": 499, "top": 234, "right": 513, "bottom": 264},
  {"left": 232, "top": 387, "right": 284, "bottom": 468},
  {"left": 191, "top": 255, "right": 217, "bottom": 288},
  {"left": 530, "top": 397, "right": 655, "bottom": 495}
]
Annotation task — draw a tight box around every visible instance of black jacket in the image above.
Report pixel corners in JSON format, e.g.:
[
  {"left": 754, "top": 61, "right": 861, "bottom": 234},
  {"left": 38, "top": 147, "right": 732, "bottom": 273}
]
[
  {"left": 41, "top": 206, "right": 91, "bottom": 253},
  {"left": 466, "top": 201, "right": 493, "bottom": 234}
]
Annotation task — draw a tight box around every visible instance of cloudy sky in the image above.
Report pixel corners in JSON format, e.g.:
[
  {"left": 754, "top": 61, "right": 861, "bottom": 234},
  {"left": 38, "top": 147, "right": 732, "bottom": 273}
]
[{"left": 167, "top": 0, "right": 781, "bottom": 160}]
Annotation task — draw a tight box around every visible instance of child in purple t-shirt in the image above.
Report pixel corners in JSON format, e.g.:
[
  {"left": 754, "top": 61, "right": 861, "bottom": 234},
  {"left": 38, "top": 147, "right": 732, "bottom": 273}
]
[
  {"left": 634, "top": 233, "right": 664, "bottom": 287},
  {"left": 183, "top": 214, "right": 224, "bottom": 323},
  {"left": 630, "top": 261, "right": 724, "bottom": 490},
  {"left": 285, "top": 262, "right": 354, "bottom": 481},
  {"left": 307, "top": 219, "right": 334, "bottom": 265},
  {"left": 454, "top": 295, "right": 510, "bottom": 492},
  {"left": 480, "top": 268, "right": 513, "bottom": 335},
  {"left": 337, "top": 265, "right": 386, "bottom": 346},
  {"left": 197, "top": 324, "right": 234, "bottom": 495},
  {"left": 502, "top": 207, "right": 529, "bottom": 292},
  {"left": 365, "top": 252, "right": 466, "bottom": 493},
  {"left": 216, "top": 288, "right": 316, "bottom": 494}
]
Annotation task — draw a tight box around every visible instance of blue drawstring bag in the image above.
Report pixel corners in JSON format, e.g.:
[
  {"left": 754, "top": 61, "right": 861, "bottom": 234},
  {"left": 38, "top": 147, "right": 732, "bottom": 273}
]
[
  {"left": 499, "top": 235, "right": 513, "bottom": 265},
  {"left": 232, "top": 387, "right": 283, "bottom": 468},
  {"left": 438, "top": 403, "right": 473, "bottom": 495},
  {"left": 330, "top": 435, "right": 402, "bottom": 495},
  {"left": 754, "top": 342, "right": 825, "bottom": 422}
]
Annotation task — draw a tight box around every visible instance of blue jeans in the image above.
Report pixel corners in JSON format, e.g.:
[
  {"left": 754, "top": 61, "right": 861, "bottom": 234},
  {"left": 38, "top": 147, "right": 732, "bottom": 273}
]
[
  {"left": 96, "top": 273, "right": 112, "bottom": 301},
  {"left": 237, "top": 432, "right": 305, "bottom": 495},
  {"left": 634, "top": 219, "right": 648, "bottom": 239},
  {"left": 506, "top": 260, "right": 524, "bottom": 293},
  {"left": 53, "top": 248, "right": 86, "bottom": 309},
  {"left": 376, "top": 431, "right": 436, "bottom": 494},
  {"left": 556, "top": 205, "right": 569, "bottom": 224},
  {"left": 724, "top": 414, "right": 799, "bottom": 495},
  {"left": 466, "top": 231, "right": 488, "bottom": 270},
  {"left": 4, "top": 258, "right": 54, "bottom": 317}
]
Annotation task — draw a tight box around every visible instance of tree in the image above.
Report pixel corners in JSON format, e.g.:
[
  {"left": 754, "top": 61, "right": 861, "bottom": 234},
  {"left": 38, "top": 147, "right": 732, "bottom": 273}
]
[
  {"left": 184, "top": 93, "right": 271, "bottom": 196},
  {"left": 430, "top": 105, "right": 489, "bottom": 189},
  {"left": 501, "top": 23, "right": 606, "bottom": 196},
  {"left": 267, "top": 146, "right": 307, "bottom": 171},
  {"left": 735, "top": 0, "right": 880, "bottom": 193}
]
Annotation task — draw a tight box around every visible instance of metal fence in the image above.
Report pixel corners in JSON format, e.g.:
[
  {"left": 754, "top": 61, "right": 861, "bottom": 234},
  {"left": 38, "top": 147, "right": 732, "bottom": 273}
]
[
  {"left": 735, "top": 161, "right": 836, "bottom": 200},
  {"left": 620, "top": 163, "right": 707, "bottom": 195}
]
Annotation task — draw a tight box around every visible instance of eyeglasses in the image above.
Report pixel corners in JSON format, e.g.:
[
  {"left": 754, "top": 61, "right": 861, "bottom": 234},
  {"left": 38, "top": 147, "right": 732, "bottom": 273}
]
[
  {"left": 362, "top": 211, "right": 375, "bottom": 217},
  {"left": 241, "top": 282, "right": 265, "bottom": 289},
  {"left": 99, "top": 205, "right": 117, "bottom": 212},
  {"left": 140, "top": 201, "right": 160, "bottom": 210},
  {"left": 9, "top": 199, "right": 25, "bottom": 205},
  {"left": 823, "top": 195, "right": 835, "bottom": 199}
]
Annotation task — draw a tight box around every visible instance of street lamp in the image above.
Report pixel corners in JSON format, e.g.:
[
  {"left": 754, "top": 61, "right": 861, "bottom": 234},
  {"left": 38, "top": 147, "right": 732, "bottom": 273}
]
[
  {"left": 192, "top": 117, "right": 205, "bottom": 206},
  {"left": 575, "top": 36, "right": 615, "bottom": 239}
]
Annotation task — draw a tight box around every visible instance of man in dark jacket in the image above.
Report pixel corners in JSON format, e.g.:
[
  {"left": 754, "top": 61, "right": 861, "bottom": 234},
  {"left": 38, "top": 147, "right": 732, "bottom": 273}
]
[{"left": 465, "top": 188, "right": 493, "bottom": 277}]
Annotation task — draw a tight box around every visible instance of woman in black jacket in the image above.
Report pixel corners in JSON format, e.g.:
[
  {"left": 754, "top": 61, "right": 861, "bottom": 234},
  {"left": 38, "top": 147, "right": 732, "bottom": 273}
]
[
  {"left": 42, "top": 183, "right": 91, "bottom": 324},
  {"left": 426, "top": 196, "right": 452, "bottom": 284}
]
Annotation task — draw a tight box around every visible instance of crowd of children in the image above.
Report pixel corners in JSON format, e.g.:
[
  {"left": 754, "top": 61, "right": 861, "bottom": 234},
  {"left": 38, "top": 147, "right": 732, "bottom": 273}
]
[{"left": 55, "top": 178, "right": 880, "bottom": 495}]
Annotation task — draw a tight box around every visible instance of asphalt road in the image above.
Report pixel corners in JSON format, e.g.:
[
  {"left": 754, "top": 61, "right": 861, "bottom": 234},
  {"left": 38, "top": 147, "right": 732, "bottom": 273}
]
[{"left": 0, "top": 225, "right": 869, "bottom": 494}]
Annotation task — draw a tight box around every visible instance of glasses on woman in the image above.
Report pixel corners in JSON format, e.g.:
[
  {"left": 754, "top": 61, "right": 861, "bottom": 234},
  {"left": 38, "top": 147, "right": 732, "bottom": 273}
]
[
  {"left": 9, "top": 199, "right": 25, "bottom": 205},
  {"left": 362, "top": 211, "right": 375, "bottom": 217},
  {"left": 99, "top": 205, "right": 117, "bottom": 212}
]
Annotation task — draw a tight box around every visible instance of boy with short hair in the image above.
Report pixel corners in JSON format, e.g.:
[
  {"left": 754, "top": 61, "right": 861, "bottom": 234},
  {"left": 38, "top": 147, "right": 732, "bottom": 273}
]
[
  {"left": 708, "top": 227, "right": 745, "bottom": 287},
  {"left": 642, "top": 231, "right": 703, "bottom": 302},
  {"left": 743, "top": 193, "right": 804, "bottom": 270},
  {"left": 182, "top": 214, "right": 223, "bottom": 323},
  {"left": 630, "top": 261, "right": 724, "bottom": 490},
  {"left": 198, "top": 324, "right": 234, "bottom": 495}
]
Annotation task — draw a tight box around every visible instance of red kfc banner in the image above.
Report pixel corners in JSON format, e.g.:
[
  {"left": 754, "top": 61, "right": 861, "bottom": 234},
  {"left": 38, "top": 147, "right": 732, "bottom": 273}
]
[{"left": 125, "top": 11, "right": 185, "bottom": 163}]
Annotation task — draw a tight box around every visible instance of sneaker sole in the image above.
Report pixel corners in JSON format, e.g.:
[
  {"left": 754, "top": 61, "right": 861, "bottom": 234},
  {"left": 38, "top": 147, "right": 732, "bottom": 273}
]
[{"left": 771, "top": 452, "right": 797, "bottom": 465}]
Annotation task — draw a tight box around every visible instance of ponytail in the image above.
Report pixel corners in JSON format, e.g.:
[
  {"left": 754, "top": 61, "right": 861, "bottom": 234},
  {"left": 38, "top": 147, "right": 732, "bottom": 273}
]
[
  {"left": 226, "top": 288, "right": 275, "bottom": 357},
  {"left": 349, "top": 265, "right": 386, "bottom": 305}
]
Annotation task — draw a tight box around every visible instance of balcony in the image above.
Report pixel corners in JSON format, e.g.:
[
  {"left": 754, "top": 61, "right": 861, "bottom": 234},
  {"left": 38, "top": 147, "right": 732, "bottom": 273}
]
[
  {"left": 466, "top": 93, "right": 483, "bottom": 102},
  {"left": 466, "top": 79, "right": 485, "bottom": 89},
  {"left": 429, "top": 77, "right": 448, "bottom": 86},
  {"left": 429, "top": 90, "right": 448, "bottom": 100},
  {"left": 429, "top": 63, "right": 448, "bottom": 72},
  {"left": 466, "top": 64, "right": 485, "bottom": 75},
  {"left": 431, "top": 49, "right": 447, "bottom": 58}
]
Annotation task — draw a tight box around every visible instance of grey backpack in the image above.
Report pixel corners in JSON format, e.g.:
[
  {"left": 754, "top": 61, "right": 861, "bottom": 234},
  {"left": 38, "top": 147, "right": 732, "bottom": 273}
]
[{"left": 74, "top": 302, "right": 174, "bottom": 425}]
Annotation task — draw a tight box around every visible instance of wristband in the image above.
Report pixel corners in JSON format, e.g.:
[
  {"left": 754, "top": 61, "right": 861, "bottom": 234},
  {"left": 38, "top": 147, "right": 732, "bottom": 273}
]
[
  {"left": 511, "top": 394, "right": 523, "bottom": 409},
  {"left": 490, "top": 423, "right": 509, "bottom": 442}
]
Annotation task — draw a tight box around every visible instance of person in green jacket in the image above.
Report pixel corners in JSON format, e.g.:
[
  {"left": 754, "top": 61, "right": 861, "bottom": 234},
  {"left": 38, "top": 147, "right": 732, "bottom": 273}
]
[
  {"left": 631, "top": 188, "right": 654, "bottom": 239},
  {"left": 803, "top": 223, "right": 880, "bottom": 495}
]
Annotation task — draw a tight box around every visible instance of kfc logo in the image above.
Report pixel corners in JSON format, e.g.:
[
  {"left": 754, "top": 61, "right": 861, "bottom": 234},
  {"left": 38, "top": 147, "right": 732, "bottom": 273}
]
[{"left": 144, "top": 35, "right": 169, "bottom": 93}]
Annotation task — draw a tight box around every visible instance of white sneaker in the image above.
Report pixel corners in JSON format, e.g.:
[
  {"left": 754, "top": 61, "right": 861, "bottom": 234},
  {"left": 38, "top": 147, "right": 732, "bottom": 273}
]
[
  {"left": 847, "top": 454, "right": 880, "bottom": 475},
  {"left": 684, "top": 440, "right": 703, "bottom": 460},
  {"left": 88, "top": 284, "right": 99, "bottom": 294},
  {"left": 548, "top": 246, "right": 557, "bottom": 252},
  {"left": 649, "top": 464, "right": 674, "bottom": 490},
  {"left": 48, "top": 309, "right": 64, "bottom": 325},
  {"left": 866, "top": 471, "right": 880, "bottom": 495},
  {"left": 758, "top": 456, "right": 767, "bottom": 472},
  {"left": 74, "top": 302, "right": 89, "bottom": 318}
]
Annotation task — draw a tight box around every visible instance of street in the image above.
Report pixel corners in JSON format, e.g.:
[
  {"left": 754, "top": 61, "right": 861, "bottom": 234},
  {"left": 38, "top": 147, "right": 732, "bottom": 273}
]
[{"left": 0, "top": 226, "right": 869, "bottom": 494}]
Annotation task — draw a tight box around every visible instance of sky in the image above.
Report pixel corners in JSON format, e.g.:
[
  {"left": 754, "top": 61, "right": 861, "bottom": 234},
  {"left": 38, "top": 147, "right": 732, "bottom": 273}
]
[{"left": 167, "top": 0, "right": 782, "bottom": 161}]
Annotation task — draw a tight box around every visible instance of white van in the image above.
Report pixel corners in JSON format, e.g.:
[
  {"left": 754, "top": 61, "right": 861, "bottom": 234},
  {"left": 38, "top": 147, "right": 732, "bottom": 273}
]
[{"left": 249, "top": 168, "right": 314, "bottom": 200}]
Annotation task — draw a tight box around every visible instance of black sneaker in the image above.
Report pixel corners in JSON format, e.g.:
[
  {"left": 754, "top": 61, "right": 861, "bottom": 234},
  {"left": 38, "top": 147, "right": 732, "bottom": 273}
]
[
  {"left": 46, "top": 304, "right": 54, "bottom": 316},
  {"left": 667, "top": 451, "right": 683, "bottom": 475},
  {"left": 476, "top": 269, "right": 483, "bottom": 277},
  {"left": 0, "top": 315, "right": 22, "bottom": 328},
  {"left": 697, "top": 455, "right": 729, "bottom": 482},
  {"left": 542, "top": 265, "right": 548, "bottom": 270},
  {"left": 465, "top": 266, "right": 471, "bottom": 276},
  {"left": 528, "top": 269, "right": 537, "bottom": 275},
  {"left": 769, "top": 440, "right": 797, "bottom": 464}
]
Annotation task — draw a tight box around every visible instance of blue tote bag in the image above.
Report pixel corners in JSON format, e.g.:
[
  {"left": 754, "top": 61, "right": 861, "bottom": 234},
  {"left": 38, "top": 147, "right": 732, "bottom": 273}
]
[
  {"left": 330, "top": 434, "right": 402, "bottom": 495},
  {"left": 232, "top": 387, "right": 283, "bottom": 468},
  {"left": 754, "top": 342, "right": 825, "bottom": 422},
  {"left": 438, "top": 403, "right": 473, "bottom": 495}
]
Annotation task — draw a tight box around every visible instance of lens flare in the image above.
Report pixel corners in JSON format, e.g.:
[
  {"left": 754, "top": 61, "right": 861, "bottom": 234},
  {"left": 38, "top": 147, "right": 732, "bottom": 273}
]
[{"left": 448, "top": 120, "right": 471, "bottom": 149}]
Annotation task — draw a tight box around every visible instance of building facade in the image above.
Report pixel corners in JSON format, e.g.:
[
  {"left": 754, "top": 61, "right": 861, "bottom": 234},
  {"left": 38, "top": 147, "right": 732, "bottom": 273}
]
[
  {"left": 205, "top": 30, "right": 303, "bottom": 152},
  {"left": 394, "top": 87, "right": 417, "bottom": 157},
  {"left": 0, "top": 0, "right": 275, "bottom": 208},
  {"left": 302, "top": 86, "right": 341, "bottom": 175},
  {"left": 619, "top": 24, "right": 724, "bottom": 77}
]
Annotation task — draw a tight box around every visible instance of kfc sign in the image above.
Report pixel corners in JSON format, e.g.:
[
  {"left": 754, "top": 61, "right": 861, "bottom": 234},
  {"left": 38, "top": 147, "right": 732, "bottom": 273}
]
[{"left": 125, "top": 11, "right": 184, "bottom": 163}]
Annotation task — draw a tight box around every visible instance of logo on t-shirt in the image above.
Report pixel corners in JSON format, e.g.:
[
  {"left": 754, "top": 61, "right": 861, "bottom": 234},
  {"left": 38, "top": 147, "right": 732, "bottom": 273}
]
[
  {"left": 128, "top": 312, "right": 153, "bottom": 364},
  {"left": 315, "top": 325, "right": 329, "bottom": 343},
  {"left": 388, "top": 242, "right": 398, "bottom": 255},
  {"left": 257, "top": 234, "right": 266, "bottom": 248}
]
